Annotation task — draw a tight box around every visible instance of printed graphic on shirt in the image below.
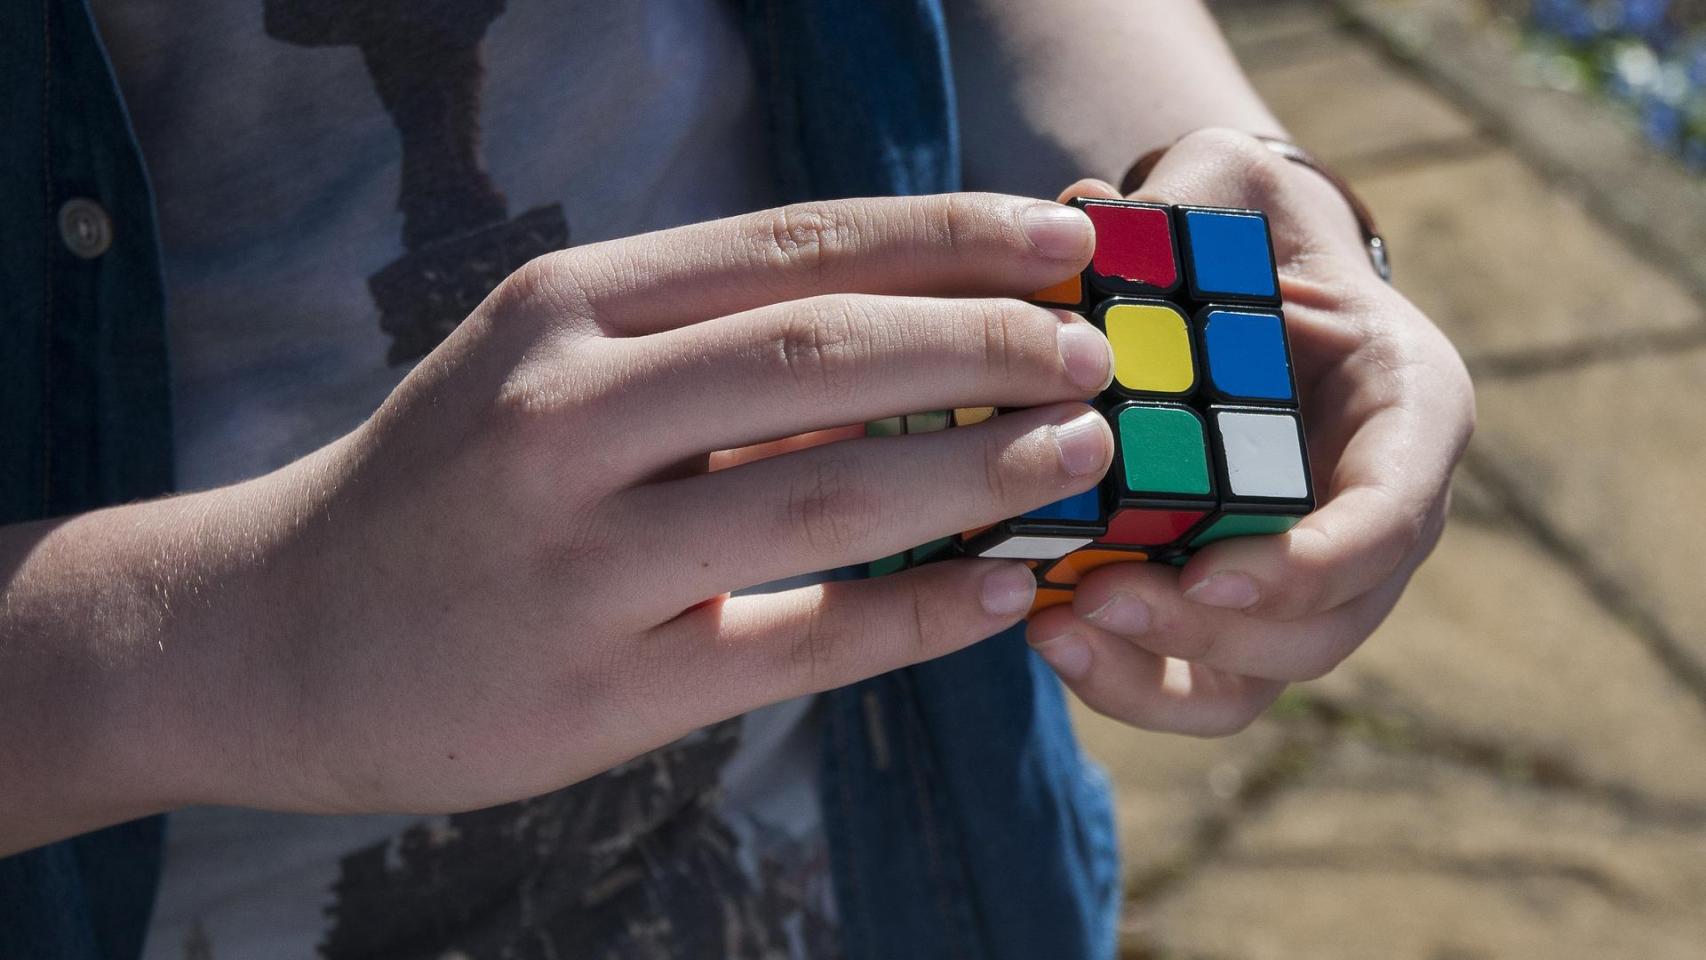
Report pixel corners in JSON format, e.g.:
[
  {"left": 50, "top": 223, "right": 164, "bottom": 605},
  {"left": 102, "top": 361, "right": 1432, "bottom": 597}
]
[
  {"left": 94, "top": 0, "right": 832, "bottom": 956},
  {"left": 317, "top": 721, "right": 838, "bottom": 960},
  {"left": 264, "top": 0, "right": 567, "bottom": 363}
]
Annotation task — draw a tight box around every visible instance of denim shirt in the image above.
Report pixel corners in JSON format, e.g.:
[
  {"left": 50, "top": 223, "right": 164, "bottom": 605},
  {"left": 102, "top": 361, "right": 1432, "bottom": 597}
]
[{"left": 0, "top": 1, "right": 1121, "bottom": 957}]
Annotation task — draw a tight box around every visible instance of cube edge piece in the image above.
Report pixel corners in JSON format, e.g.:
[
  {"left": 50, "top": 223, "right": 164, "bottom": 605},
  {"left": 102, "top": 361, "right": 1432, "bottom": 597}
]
[
  {"left": 1194, "top": 303, "right": 1299, "bottom": 407},
  {"left": 1174, "top": 204, "right": 1282, "bottom": 308}
]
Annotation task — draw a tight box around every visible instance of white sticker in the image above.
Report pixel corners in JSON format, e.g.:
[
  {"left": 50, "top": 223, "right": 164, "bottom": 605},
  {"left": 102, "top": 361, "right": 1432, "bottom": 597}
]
[
  {"left": 1217, "top": 411, "right": 1307, "bottom": 499},
  {"left": 976, "top": 535, "right": 1095, "bottom": 560}
]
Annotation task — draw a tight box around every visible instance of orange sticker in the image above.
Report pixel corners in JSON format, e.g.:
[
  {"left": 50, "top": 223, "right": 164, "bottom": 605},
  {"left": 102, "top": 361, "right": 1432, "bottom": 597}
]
[
  {"left": 1047, "top": 549, "right": 1149, "bottom": 586},
  {"left": 1028, "top": 588, "right": 1076, "bottom": 617},
  {"left": 1029, "top": 274, "right": 1084, "bottom": 308}
]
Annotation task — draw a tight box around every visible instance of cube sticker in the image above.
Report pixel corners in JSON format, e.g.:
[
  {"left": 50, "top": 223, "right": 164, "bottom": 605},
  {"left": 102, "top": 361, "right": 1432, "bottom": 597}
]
[
  {"left": 1216, "top": 410, "right": 1309, "bottom": 500},
  {"left": 1201, "top": 308, "right": 1294, "bottom": 403},
  {"left": 1179, "top": 207, "right": 1280, "bottom": 303},
  {"left": 975, "top": 535, "right": 1095, "bottom": 561},
  {"left": 1081, "top": 200, "right": 1179, "bottom": 295},
  {"left": 1101, "top": 300, "right": 1196, "bottom": 397},
  {"left": 1117, "top": 404, "right": 1212, "bottom": 497},
  {"left": 867, "top": 198, "right": 1312, "bottom": 616}
]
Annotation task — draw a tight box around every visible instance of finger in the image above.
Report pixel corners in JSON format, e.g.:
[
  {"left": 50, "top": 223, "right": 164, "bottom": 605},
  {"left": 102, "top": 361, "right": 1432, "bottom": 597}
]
[
  {"left": 1056, "top": 178, "right": 1122, "bottom": 203},
  {"left": 1183, "top": 309, "right": 1470, "bottom": 622},
  {"left": 622, "top": 402, "right": 1113, "bottom": 612},
  {"left": 1053, "top": 556, "right": 1413, "bottom": 683},
  {"left": 518, "top": 193, "right": 1096, "bottom": 337},
  {"left": 1178, "top": 418, "right": 1452, "bottom": 622},
  {"left": 1023, "top": 609, "right": 1285, "bottom": 737},
  {"left": 613, "top": 295, "right": 1112, "bottom": 467},
  {"left": 648, "top": 557, "right": 1039, "bottom": 718}
]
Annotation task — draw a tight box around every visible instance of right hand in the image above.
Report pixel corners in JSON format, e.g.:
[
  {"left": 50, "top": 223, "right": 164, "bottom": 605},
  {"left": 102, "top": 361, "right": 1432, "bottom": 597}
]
[{"left": 166, "top": 194, "right": 1116, "bottom": 815}]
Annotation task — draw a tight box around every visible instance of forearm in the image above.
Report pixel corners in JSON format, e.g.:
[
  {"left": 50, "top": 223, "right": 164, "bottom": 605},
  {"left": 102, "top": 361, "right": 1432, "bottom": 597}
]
[
  {"left": 0, "top": 465, "right": 315, "bottom": 855},
  {"left": 948, "top": 0, "right": 1286, "bottom": 196}
]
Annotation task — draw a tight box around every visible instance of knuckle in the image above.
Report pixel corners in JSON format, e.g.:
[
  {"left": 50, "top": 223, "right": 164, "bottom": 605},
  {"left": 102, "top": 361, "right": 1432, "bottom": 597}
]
[
  {"left": 785, "top": 455, "right": 877, "bottom": 556},
  {"left": 968, "top": 299, "right": 1038, "bottom": 383},
  {"left": 758, "top": 202, "right": 853, "bottom": 279},
  {"left": 497, "top": 250, "right": 598, "bottom": 327},
  {"left": 977, "top": 431, "right": 1016, "bottom": 508},
  {"left": 924, "top": 192, "right": 975, "bottom": 256},
  {"left": 788, "top": 596, "right": 854, "bottom": 686},
  {"left": 1285, "top": 654, "right": 1342, "bottom": 684},
  {"left": 777, "top": 297, "right": 875, "bottom": 401},
  {"left": 900, "top": 577, "right": 937, "bottom": 657},
  {"left": 1269, "top": 635, "right": 1346, "bottom": 683},
  {"left": 1177, "top": 128, "right": 1288, "bottom": 206}
]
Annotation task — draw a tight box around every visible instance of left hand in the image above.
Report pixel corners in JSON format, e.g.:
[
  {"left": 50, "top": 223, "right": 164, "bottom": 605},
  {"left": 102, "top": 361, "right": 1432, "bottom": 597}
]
[{"left": 1026, "top": 128, "right": 1475, "bottom": 736}]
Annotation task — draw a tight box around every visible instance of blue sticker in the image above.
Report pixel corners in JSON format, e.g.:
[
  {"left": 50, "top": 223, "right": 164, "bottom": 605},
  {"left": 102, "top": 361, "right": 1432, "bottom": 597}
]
[
  {"left": 1184, "top": 210, "right": 1277, "bottom": 298},
  {"left": 1024, "top": 488, "right": 1101, "bottom": 522},
  {"left": 1203, "top": 310, "right": 1293, "bottom": 401}
]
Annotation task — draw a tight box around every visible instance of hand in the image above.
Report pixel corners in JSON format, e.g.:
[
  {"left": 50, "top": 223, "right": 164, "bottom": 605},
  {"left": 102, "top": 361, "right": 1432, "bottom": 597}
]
[
  {"left": 153, "top": 193, "right": 1124, "bottom": 816},
  {"left": 1025, "top": 129, "right": 1475, "bottom": 736}
]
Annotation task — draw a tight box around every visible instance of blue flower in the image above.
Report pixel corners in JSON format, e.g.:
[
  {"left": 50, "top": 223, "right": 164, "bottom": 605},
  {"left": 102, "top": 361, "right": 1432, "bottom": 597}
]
[
  {"left": 1683, "top": 137, "right": 1706, "bottom": 172},
  {"left": 1621, "top": 0, "right": 1673, "bottom": 46},
  {"left": 1643, "top": 98, "right": 1684, "bottom": 147},
  {"left": 1534, "top": 0, "right": 1600, "bottom": 42}
]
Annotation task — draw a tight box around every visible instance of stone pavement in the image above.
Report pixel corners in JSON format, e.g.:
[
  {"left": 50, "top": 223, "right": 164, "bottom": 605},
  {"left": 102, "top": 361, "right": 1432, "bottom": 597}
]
[{"left": 1071, "top": 3, "right": 1706, "bottom": 957}]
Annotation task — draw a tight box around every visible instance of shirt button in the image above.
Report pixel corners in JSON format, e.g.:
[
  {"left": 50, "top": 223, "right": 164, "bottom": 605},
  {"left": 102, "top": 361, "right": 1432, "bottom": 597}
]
[{"left": 58, "top": 197, "right": 114, "bottom": 260}]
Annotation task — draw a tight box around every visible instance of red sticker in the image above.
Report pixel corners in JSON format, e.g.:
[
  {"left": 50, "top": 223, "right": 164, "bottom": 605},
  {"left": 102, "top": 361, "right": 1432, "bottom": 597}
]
[
  {"left": 1085, "top": 204, "right": 1177, "bottom": 290},
  {"left": 1101, "top": 508, "right": 1205, "bottom": 547}
]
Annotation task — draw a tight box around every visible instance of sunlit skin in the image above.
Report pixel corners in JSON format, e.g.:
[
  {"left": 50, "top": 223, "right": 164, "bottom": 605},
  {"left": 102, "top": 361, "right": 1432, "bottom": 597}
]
[
  {"left": 0, "top": 1, "right": 1473, "bottom": 859},
  {"left": 1026, "top": 135, "right": 1472, "bottom": 736}
]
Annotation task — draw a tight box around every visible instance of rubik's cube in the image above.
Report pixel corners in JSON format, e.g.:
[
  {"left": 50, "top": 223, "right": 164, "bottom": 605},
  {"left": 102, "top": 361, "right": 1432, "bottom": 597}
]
[{"left": 869, "top": 199, "right": 1315, "bottom": 617}]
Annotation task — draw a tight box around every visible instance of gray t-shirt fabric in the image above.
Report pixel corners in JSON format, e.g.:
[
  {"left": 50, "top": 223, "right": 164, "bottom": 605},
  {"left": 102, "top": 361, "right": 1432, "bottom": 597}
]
[{"left": 90, "top": 0, "right": 838, "bottom": 956}]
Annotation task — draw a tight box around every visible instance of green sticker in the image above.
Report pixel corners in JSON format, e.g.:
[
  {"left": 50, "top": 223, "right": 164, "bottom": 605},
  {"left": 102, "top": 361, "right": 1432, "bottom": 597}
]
[
  {"left": 905, "top": 411, "right": 951, "bottom": 434},
  {"left": 1190, "top": 513, "right": 1299, "bottom": 548},
  {"left": 910, "top": 537, "right": 954, "bottom": 563},
  {"left": 869, "top": 553, "right": 909, "bottom": 576},
  {"left": 866, "top": 417, "right": 905, "bottom": 437},
  {"left": 1118, "top": 406, "right": 1211, "bottom": 495}
]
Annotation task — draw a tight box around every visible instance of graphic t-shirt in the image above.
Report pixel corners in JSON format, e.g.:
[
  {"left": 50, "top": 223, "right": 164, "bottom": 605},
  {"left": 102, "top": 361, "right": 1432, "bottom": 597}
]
[{"left": 88, "top": 0, "right": 840, "bottom": 956}]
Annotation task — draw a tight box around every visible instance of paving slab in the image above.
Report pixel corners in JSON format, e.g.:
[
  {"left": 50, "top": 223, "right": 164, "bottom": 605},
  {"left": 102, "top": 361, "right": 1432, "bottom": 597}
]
[
  {"left": 1214, "top": 0, "right": 1339, "bottom": 50},
  {"left": 1214, "top": 0, "right": 1348, "bottom": 71},
  {"left": 1128, "top": 744, "right": 1706, "bottom": 960},
  {"left": 1472, "top": 349, "right": 1706, "bottom": 685},
  {"left": 1355, "top": 152, "right": 1703, "bottom": 360},
  {"left": 1334, "top": 0, "right": 1706, "bottom": 302},
  {"left": 1071, "top": 698, "right": 1288, "bottom": 882},
  {"left": 1243, "top": 40, "right": 1481, "bottom": 168},
  {"left": 1307, "top": 490, "right": 1706, "bottom": 806}
]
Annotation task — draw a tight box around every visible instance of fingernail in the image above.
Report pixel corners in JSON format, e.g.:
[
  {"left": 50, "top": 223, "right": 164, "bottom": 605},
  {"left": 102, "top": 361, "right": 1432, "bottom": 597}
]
[
  {"left": 1032, "top": 634, "right": 1093, "bottom": 680},
  {"left": 981, "top": 563, "right": 1038, "bottom": 618},
  {"left": 1057, "top": 322, "right": 1114, "bottom": 392},
  {"left": 1020, "top": 203, "right": 1094, "bottom": 260},
  {"left": 1085, "top": 592, "right": 1151, "bottom": 635},
  {"left": 1052, "top": 410, "right": 1108, "bottom": 477},
  {"left": 1184, "top": 572, "right": 1261, "bottom": 610}
]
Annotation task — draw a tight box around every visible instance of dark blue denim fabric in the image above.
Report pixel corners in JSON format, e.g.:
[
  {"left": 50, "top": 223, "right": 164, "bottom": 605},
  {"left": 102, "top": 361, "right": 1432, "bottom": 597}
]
[
  {"left": 1, "top": 0, "right": 1120, "bottom": 956},
  {"left": 1, "top": 0, "right": 174, "bottom": 957}
]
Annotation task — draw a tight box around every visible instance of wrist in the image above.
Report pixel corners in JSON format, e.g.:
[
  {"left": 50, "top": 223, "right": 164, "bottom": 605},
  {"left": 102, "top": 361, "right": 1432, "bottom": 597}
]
[
  {"left": 0, "top": 497, "right": 242, "bottom": 851},
  {"left": 70, "top": 469, "right": 328, "bottom": 822},
  {"left": 1271, "top": 153, "right": 1376, "bottom": 270}
]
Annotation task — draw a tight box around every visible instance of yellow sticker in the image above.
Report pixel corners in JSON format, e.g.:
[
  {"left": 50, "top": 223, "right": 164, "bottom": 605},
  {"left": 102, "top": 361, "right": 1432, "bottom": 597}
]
[{"left": 1104, "top": 302, "right": 1194, "bottom": 395}]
